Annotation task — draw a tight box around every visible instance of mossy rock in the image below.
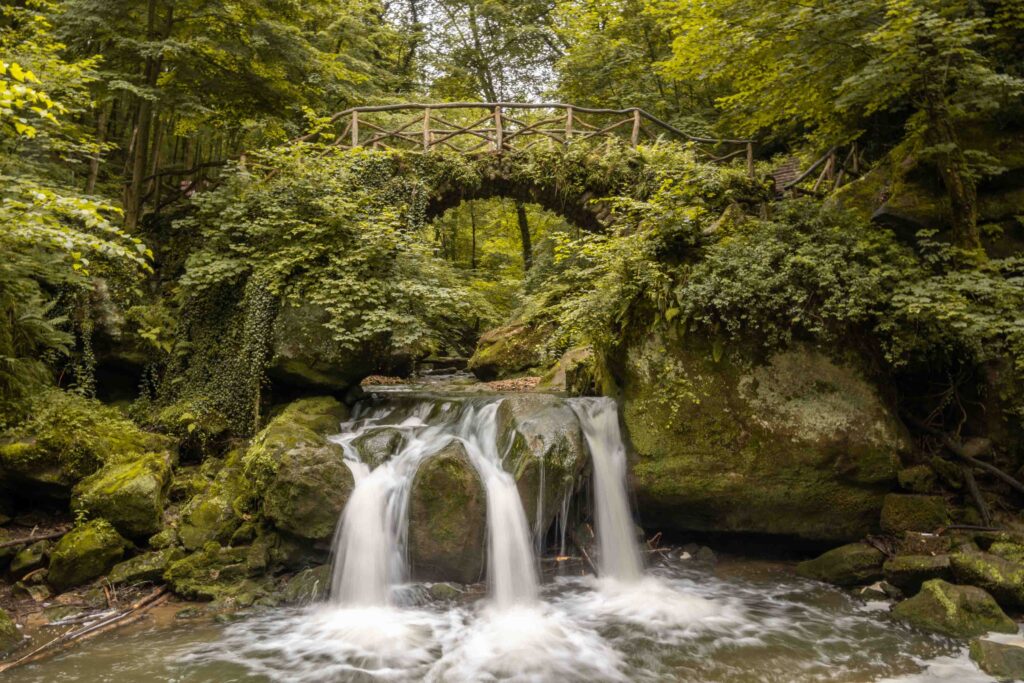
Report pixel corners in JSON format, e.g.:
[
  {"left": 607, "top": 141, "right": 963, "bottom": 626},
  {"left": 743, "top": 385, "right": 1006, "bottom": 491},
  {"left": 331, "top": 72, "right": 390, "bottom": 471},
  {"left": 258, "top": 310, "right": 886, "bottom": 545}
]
[
  {"left": 177, "top": 449, "right": 247, "bottom": 551},
  {"left": 468, "top": 323, "right": 548, "bottom": 381},
  {"left": 351, "top": 427, "right": 404, "bottom": 468},
  {"left": 893, "top": 579, "right": 1016, "bottom": 638},
  {"left": 281, "top": 565, "right": 332, "bottom": 605},
  {"left": 951, "top": 551, "right": 1024, "bottom": 610},
  {"left": 0, "top": 389, "right": 173, "bottom": 499},
  {"left": 263, "top": 441, "right": 353, "bottom": 542},
  {"left": 537, "top": 346, "right": 600, "bottom": 396},
  {"left": 268, "top": 396, "right": 349, "bottom": 435},
  {"left": 108, "top": 547, "right": 184, "bottom": 586},
  {"left": 970, "top": 635, "right": 1024, "bottom": 682},
  {"left": 163, "top": 542, "right": 260, "bottom": 601},
  {"left": 0, "top": 607, "right": 20, "bottom": 653},
  {"left": 48, "top": 519, "right": 130, "bottom": 592},
  {"left": 8, "top": 540, "right": 50, "bottom": 580},
  {"left": 880, "top": 495, "right": 948, "bottom": 535},
  {"left": 71, "top": 451, "right": 173, "bottom": 539},
  {"left": 623, "top": 337, "right": 907, "bottom": 542},
  {"left": 989, "top": 542, "right": 1024, "bottom": 565},
  {"left": 897, "top": 465, "right": 937, "bottom": 494},
  {"left": 408, "top": 441, "right": 486, "bottom": 583},
  {"left": 148, "top": 527, "right": 179, "bottom": 550},
  {"left": 883, "top": 554, "right": 952, "bottom": 594},
  {"left": 795, "top": 542, "right": 885, "bottom": 586},
  {"left": 496, "top": 395, "right": 587, "bottom": 543}
]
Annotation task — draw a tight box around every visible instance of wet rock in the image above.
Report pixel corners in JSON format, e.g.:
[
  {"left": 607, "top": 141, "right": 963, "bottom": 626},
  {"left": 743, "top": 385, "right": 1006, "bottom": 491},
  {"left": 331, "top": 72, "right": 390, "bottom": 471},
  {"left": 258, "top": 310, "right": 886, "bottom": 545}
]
[
  {"left": 897, "top": 465, "right": 937, "bottom": 494},
  {"left": 351, "top": 427, "right": 404, "bottom": 467},
  {"left": 163, "top": 542, "right": 265, "bottom": 602},
  {"left": 796, "top": 542, "right": 885, "bottom": 586},
  {"left": 880, "top": 495, "right": 948, "bottom": 535},
  {"left": 8, "top": 540, "right": 50, "bottom": 580},
  {"left": 12, "top": 582, "right": 51, "bottom": 602},
  {"left": 537, "top": 346, "right": 599, "bottom": 396},
  {"left": 681, "top": 543, "right": 717, "bottom": 564},
  {"left": 48, "top": 519, "right": 130, "bottom": 591},
  {"left": 0, "top": 607, "right": 20, "bottom": 653},
  {"left": 408, "top": 441, "right": 486, "bottom": 583},
  {"left": 178, "top": 449, "right": 246, "bottom": 551},
  {"left": 268, "top": 303, "right": 376, "bottom": 392},
  {"left": 893, "top": 579, "right": 1017, "bottom": 638},
  {"left": 623, "top": 338, "right": 907, "bottom": 542},
  {"left": 108, "top": 548, "right": 184, "bottom": 586},
  {"left": 856, "top": 581, "right": 901, "bottom": 601},
  {"left": 71, "top": 451, "right": 174, "bottom": 539},
  {"left": 898, "top": 532, "right": 951, "bottom": 556},
  {"left": 496, "top": 394, "right": 587, "bottom": 542},
  {"left": 951, "top": 551, "right": 1024, "bottom": 610},
  {"left": 883, "top": 555, "right": 952, "bottom": 594},
  {"left": 0, "top": 389, "right": 173, "bottom": 499},
  {"left": 970, "top": 635, "right": 1024, "bottom": 681},
  {"left": 282, "top": 565, "right": 332, "bottom": 605},
  {"left": 468, "top": 323, "right": 548, "bottom": 381},
  {"left": 427, "top": 582, "right": 464, "bottom": 601}
]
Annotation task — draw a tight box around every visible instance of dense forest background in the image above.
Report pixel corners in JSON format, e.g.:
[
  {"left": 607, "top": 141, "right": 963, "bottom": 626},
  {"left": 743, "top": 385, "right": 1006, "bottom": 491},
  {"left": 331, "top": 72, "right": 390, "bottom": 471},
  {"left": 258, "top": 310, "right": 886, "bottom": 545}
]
[{"left": 2, "top": 0, "right": 1023, "bottom": 445}]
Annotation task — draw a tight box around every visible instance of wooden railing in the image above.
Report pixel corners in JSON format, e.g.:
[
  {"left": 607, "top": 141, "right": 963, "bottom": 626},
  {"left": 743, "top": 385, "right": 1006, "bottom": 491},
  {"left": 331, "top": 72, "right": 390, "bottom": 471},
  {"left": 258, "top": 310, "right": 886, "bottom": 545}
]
[
  {"left": 302, "top": 102, "right": 755, "bottom": 176},
  {"left": 779, "top": 143, "right": 863, "bottom": 197}
]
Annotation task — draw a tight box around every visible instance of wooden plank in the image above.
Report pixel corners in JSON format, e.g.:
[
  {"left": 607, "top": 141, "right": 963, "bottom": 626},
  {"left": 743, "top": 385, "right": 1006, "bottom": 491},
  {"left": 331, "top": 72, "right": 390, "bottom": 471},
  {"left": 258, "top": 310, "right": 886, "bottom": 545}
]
[
  {"left": 631, "top": 108, "right": 641, "bottom": 148},
  {"left": 493, "top": 106, "right": 503, "bottom": 151},
  {"left": 423, "top": 108, "right": 431, "bottom": 151},
  {"left": 351, "top": 111, "right": 359, "bottom": 148}
]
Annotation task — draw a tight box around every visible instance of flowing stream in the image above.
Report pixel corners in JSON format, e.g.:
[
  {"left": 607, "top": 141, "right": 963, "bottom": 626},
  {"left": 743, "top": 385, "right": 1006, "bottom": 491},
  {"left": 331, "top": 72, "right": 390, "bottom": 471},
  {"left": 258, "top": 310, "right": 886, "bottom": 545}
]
[{"left": 2, "top": 382, "right": 1000, "bottom": 682}]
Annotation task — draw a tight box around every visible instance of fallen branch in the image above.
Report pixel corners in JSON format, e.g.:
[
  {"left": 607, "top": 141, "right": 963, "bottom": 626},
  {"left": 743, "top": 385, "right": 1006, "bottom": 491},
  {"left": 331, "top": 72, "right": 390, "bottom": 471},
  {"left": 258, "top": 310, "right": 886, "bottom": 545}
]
[
  {"left": 0, "top": 587, "right": 169, "bottom": 673},
  {"left": 962, "top": 465, "right": 993, "bottom": 527},
  {"left": 578, "top": 545, "right": 599, "bottom": 575},
  {"left": 0, "top": 530, "right": 67, "bottom": 549}
]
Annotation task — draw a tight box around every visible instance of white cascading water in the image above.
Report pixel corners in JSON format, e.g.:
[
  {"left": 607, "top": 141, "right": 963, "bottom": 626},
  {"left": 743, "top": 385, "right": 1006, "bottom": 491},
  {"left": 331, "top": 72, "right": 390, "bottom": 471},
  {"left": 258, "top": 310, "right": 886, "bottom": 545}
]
[
  {"left": 570, "top": 397, "right": 644, "bottom": 581},
  {"left": 328, "top": 397, "right": 539, "bottom": 607}
]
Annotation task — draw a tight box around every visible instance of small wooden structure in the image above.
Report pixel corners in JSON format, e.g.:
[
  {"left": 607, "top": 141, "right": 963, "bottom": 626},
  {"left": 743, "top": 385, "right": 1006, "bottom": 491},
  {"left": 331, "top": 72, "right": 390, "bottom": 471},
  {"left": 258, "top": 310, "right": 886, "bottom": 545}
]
[{"left": 303, "top": 102, "right": 755, "bottom": 176}]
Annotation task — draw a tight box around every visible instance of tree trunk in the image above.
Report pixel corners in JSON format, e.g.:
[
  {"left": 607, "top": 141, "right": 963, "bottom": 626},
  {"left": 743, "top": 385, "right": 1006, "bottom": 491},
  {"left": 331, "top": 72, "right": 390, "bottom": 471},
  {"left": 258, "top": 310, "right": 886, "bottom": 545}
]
[
  {"left": 926, "top": 100, "right": 981, "bottom": 252},
  {"left": 470, "top": 202, "right": 477, "bottom": 270},
  {"left": 516, "top": 201, "right": 532, "bottom": 270},
  {"left": 86, "top": 101, "right": 111, "bottom": 195}
]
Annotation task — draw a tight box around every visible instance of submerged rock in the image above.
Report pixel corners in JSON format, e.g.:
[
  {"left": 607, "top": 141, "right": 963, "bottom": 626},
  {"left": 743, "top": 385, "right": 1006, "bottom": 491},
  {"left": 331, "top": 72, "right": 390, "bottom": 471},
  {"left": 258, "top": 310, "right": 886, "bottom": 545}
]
[
  {"left": 496, "top": 395, "right": 586, "bottom": 542},
  {"left": 624, "top": 338, "right": 908, "bottom": 542},
  {"left": 796, "top": 542, "right": 885, "bottom": 586},
  {"left": 0, "top": 607, "right": 19, "bottom": 653},
  {"left": 48, "top": 519, "right": 130, "bottom": 591},
  {"left": 108, "top": 548, "right": 184, "bottom": 586},
  {"left": 970, "top": 635, "right": 1024, "bottom": 681},
  {"left": 951, "top": 551, "right": 1024, "bottom": 610},
  {"left": 351, "top": 427, "right": 404, "bottom": 468},
  {"left": 408, "top": 441, "right": 486, "bottom": 583},
  {"left": 880, "top": 494, "right": 948, "bottom": 535},
  {"left": 883, "top": 554, "right": 952, "bottom": 594},
  {"left": 71, "top": 451, "right": 174, "bottom": 539},
  {"left": 892, "top": 579, "right": 1016, "bottom": 638}
]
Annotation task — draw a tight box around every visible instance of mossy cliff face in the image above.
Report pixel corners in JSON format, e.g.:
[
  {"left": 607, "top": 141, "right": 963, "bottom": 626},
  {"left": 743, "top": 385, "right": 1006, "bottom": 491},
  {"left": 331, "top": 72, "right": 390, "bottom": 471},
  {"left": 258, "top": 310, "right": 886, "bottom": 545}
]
[
  {"left": 0, "top": 390, "right": 173, "bottom": 500},
  {"left": 622, "top": 336, "right": 908, "bottom": 542},
  {"left": 496, "top": 395, "right": 587, "bottom": 543},
  {"left": 408, "top": 440, "right": 486, "bottom": 583}
]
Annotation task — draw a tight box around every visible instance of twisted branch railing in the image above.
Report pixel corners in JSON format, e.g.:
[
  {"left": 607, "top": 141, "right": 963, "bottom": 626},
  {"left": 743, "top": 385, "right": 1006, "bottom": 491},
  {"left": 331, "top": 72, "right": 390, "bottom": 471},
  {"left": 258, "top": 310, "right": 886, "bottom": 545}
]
[{"left": 301, "top": 102, "right": 755, "bottom": 177}]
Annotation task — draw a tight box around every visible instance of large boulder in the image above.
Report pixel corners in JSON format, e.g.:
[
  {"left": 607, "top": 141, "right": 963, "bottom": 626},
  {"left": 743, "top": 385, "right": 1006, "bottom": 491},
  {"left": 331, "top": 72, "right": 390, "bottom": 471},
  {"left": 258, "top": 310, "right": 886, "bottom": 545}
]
[
  {"left": 496, "top": 395, "right": 587, "bottom": 542},
  {"left": 970, "top": 635, "right": 1024, "bottom": 682},
  {"left": 163, "top": 541, "right": 269, "bottom": 604},
  {"left": 883, "top": 555, "right": 952, "bottom": 594},
  {"left": 623, "top": 338, "right": 908, "bottom": 542},
  {"left": 177, "top": 450, "right": 246, "bottom": 551},
  {"left": 71, "top": 451, "right": 174, "bottom": 539},
  {"left": 468, "top": 324, "right": 548, "bottom": 381},
  {"left": 796, "top": 542, "right": 885, "bottom": 586},
  {"left": 0, "top": 390, "right": 172, "bottom": 499},
  {"left": 892, "top": 579, "right": 1016, "bottom": 638},
  {"left": 48, "top": 520, "right": 130, "bottom": 592},
  {"left": 108, "top": 548, "right": 184, "bottom": 586},
  {"left": 408, "top": 441, "right": 486, "bottom": 583},
  {"left": 951, "top": 551, "right": 1024, "bottom": 610},
  {"left": 0, "top": 607, "right": 19, "bottom": 653}
]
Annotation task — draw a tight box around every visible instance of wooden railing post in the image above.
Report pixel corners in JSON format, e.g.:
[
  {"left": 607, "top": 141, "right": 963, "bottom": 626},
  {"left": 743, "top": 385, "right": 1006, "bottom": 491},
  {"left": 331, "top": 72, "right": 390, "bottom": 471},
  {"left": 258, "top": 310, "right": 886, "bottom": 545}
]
[
  {"left": 423, "top": 108, "right": 431, "bottom": 152},
  {"left": 746, "top": 142, "right": 754, "bottom": 178},
  {"left": 631, "top": 108, "right": 641, "bottom": 148},
  {"left": 493, "top": 105, "right": 503, "bottom": 152},
  {"left": 351, "top": 110, "right": 359, "bottom": 148},
  {"left": 565, "top": 106, "right": 573, "bottom": 145}
]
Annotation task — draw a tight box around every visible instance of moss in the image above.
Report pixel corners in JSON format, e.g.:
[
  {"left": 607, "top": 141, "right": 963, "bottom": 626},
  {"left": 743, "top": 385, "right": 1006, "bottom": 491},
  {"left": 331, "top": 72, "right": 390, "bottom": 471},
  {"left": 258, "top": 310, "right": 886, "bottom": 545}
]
[
  {"left": 281, "top": 565, "right": 331, "bottom": 605},
  {"left": 880, "top": 495, "right": 948, "bottom": 535},
  {"left": 970, "top": 636, "right": 1024, "bottom": 681},
  {"left": 537, "top": 346, "right": 598, "bottom": 395},
  {"left": 624, "top": 337, "right": 905, "bottom": 542},
  {"left": 468, "top": 324, "right": 549, "bottom": 381},
  {"left": 0, "top": 607, "right": 20, "bottom": 652},
  {"left": 893, "top": 579, "right": 1016, "bottom": 638},
  {"left": 9, "top": 540, "right": 50, "bottom": 579},
  {"left": 408, "top": 441, "right": 486, "bottom": 583},
  {"left": 897, "top": 465, "right": 938, "bottom": 494},
  {"left": 796, "top": 542, "right": 885, "bottom": 586},
  {"left": 0, "top": 389, "right": 173, "bottom": 498},
  {"left": 262, "top": 443, "right": 354, "bottom": 541},
  {"left": 989, "top": 542, "right": 1024, "bottom": 565},
  {"left": 148, "top": 527, "right": 180, "bottom": 550},
  {"left": 269, "top": 396, "right": 348, "bottom": 435},
  {"left": 177, "top": 449, "right": 246, "bottom": 551},
  {"left": 883, "top": 554, "right": 952, "bottom": 594},
  {"left": 71, "top": 451, "right": 173, "bottom": 539},
  {"left": 108, "top": 548, "right": 184, "bottom": 586},
  {"left": 163, "top": 542, "right": 261, "bottom": 601},
  {"left": 951, "top": 551, "right": 1024, "bottom": 610},
  {"left": 48, "top": 519, "right": 130, "bottom": 592}
]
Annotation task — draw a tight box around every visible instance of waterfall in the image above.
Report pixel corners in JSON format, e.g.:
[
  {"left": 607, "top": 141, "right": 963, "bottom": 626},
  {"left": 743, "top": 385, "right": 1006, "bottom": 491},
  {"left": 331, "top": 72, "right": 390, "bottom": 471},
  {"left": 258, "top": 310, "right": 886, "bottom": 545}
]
[
  {"left": 328, "top": 397, "right": 539, "bottom": 607},
  {"left": 570, "top": 397, "right": 644, "bottom": 582}
]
